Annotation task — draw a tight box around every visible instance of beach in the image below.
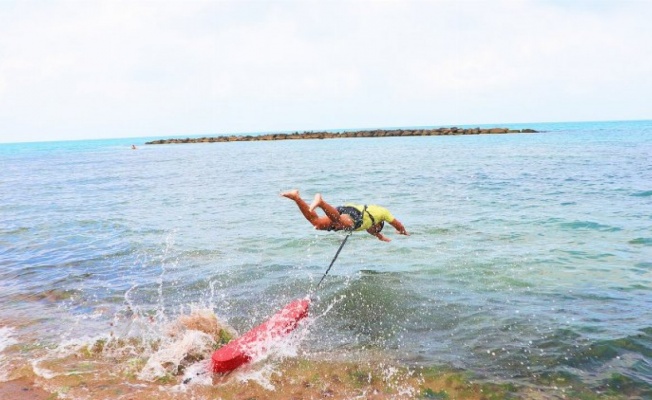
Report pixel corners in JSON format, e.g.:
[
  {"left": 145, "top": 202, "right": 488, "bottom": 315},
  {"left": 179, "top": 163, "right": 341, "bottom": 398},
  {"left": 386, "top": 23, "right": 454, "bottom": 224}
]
[{"left": 0, "top": 351, "right": 621, "bottom": 399}]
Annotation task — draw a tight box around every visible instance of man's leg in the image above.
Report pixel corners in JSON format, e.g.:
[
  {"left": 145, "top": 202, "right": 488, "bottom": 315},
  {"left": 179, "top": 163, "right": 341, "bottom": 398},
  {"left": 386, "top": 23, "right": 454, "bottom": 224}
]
[
  {"left": 281, "top": 189, "right": 319, "bottom": 223},
  {"left": 309, "top": 193, "right": 354, "bottom": 229}
]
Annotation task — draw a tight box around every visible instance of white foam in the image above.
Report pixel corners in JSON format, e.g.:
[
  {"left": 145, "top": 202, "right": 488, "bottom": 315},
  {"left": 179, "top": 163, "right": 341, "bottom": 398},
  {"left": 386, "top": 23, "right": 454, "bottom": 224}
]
[
  {"left": 0, "top": 326, "right": 18, "bottom": 381},
  {"left": 0, "top": 326, "right": 17, "bottom": 353},
  {"left": 31, "top": 357, "right": 58, "bottom": 379},
  {"left": 137, "top": 329, "right": 216, "bottom": 382},
  {"left": 173, "top": 359, "right": 213, "bottom": 391},
  {"left": 233, "top": 362, "right": 279, "bottom": 391}
]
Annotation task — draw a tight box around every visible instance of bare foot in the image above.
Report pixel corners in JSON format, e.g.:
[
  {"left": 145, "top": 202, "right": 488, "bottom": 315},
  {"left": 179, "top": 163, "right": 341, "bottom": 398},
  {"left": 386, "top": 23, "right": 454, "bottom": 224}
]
[
  {"left": 309, "top": 193, "right": 323, "bottom": 212},
  {"left": 281, "top": 189, "right": 299, "bottom": 200}
]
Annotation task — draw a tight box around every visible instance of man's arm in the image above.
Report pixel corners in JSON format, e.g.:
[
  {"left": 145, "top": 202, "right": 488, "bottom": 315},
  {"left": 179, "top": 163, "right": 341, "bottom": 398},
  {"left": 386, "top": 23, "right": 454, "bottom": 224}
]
[
  {"left": 367, "top": 227, "right": 391, "bottom": 242},
  {"left": 389, "top": 219, "right": 409, "bottom": 235}
]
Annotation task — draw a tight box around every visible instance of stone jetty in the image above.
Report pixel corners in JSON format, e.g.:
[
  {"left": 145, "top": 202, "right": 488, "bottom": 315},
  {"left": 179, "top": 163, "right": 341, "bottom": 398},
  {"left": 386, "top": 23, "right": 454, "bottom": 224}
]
[{"left": 145, "top": 127, "right": 538, "bottom": 145}]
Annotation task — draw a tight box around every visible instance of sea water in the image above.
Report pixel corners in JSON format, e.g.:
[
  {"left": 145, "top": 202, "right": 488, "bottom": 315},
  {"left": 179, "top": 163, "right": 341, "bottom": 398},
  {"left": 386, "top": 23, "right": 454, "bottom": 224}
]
[{"left": 1, "top": 120, "right": 651, "bottom": 396}]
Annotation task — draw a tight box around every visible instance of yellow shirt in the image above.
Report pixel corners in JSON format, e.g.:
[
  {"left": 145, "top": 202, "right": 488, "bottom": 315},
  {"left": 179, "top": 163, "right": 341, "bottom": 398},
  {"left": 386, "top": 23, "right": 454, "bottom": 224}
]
[{"left": 346, "top": 204, "right": 395, "bottom": 231}]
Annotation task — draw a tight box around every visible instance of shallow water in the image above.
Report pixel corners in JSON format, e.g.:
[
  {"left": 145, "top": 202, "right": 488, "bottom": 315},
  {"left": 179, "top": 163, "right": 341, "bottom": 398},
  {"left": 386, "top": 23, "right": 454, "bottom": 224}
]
[{"left": 1, "top": 120, "right": 651, "bottom": 397}]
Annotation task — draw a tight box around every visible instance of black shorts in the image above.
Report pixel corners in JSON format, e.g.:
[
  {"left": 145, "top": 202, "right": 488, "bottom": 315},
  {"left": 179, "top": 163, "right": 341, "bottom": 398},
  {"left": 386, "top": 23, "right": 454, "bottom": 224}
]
[{"left": 334, "top": 206, "right": 364, "bottom": 231}]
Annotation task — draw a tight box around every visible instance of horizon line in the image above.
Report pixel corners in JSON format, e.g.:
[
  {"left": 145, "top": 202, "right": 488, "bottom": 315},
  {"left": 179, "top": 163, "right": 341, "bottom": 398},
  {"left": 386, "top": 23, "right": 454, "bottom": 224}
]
[{"left": 1, "top": 118, "right": 650, "bottom": 145}]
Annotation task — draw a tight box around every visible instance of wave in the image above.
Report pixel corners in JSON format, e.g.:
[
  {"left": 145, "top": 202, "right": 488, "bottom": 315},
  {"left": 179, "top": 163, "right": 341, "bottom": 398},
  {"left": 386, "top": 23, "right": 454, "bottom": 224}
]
[
  {"left": 559, "top": 220, "right": 621, "bottom": 232},
  {"left": 629, "top": 237, "right": 652, "bottom": 246},
  {"left": 558, "top": 328, "right": 652, "bottom": 396},
  {"left": 473, "top": 326, "right": 652, "bottom": 397},
  {"left": 309, "top": 272, "right": 424, "bottom": 351}
]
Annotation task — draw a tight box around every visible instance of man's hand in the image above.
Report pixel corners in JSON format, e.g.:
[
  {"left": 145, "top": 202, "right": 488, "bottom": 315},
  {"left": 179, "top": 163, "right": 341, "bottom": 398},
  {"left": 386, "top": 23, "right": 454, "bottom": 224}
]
[{"left": 390, "top": 219, "right": 409, "bottom": 236}]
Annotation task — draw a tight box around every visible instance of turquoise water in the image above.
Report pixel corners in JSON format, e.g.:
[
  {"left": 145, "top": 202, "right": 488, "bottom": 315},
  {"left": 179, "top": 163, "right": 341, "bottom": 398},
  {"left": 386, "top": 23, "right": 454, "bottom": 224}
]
[{"left": 1, "top": 120, "right": 651, "bottom": 394}]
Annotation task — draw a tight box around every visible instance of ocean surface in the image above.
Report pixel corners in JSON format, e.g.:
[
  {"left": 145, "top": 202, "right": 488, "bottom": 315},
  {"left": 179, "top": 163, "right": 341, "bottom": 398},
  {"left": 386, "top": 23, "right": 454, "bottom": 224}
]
[{"left": 1, "top": 120, "right": 651, "bottom": 397}]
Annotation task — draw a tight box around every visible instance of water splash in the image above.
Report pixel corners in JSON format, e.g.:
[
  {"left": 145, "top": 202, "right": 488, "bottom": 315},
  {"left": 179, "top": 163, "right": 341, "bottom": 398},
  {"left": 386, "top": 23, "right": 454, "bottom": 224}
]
[
  {"left": 212, "top": 317, "right": 310, "bottom": 390},
  {"left": 0, "top": 326, "right": 18, "bottom": 381},
  {"left": 127, "top": 305, "right": 233, "bottom": 382},
  {"left": 0, "top": 326, "right": 16, "bottom": 354},
  {"left": 156, "top": 231, "right": 178, "bottom": 324},
  {"left": 137, "top": 329, "right": 215, "bottom": 381}
]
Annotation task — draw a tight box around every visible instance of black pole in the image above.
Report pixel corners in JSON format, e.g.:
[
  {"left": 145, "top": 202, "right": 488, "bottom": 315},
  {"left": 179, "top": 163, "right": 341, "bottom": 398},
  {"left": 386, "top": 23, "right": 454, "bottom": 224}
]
[{"left": 316, "top": 232, "right": 352, "bottom": 289}]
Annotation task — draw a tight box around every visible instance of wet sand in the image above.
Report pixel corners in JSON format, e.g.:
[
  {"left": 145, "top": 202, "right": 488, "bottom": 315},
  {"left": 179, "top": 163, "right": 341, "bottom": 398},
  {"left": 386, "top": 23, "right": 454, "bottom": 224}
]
[
  {"left": 0, "top": 348, "right": 514, "bottom": 400},
  {"left": 0, "top": 378, "right": 55, "bottom": 400},
  {"left": 0, "top": 357, "right": 589, "bottom": 400}
]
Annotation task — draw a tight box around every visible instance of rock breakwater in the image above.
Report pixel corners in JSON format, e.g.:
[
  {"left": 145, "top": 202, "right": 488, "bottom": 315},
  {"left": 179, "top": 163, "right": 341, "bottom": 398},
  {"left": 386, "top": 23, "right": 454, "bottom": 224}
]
[{"left": 145, "top": 127, "right": 538, "bottom": 145}]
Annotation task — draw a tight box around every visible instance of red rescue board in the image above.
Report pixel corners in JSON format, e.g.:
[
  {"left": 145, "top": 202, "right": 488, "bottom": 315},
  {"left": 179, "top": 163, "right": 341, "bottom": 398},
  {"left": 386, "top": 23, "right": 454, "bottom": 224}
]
[{"left": 211, "top": 298, "right": 310, "bottom": 374}]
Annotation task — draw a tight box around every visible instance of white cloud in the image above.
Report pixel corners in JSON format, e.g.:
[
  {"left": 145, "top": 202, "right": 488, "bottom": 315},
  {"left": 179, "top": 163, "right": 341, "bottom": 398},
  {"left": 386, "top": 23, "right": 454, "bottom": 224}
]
[{"left": 0, "top": 0, "right": 651, "bottom": 142}]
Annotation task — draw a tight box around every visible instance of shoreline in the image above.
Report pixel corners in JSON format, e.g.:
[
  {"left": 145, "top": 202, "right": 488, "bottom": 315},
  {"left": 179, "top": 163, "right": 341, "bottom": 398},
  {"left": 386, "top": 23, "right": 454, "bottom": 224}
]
[
  {"left": 145, "top": 126, "right": 538, "bottom": 145},
  {"left": 0, "top": 355, "right": 628, "bottom": 400}
]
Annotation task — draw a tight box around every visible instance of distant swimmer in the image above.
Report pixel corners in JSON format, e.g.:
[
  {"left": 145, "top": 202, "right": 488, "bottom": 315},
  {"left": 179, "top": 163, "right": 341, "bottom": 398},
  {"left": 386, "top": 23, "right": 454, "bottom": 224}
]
[
  {"left": 131, "top": 144, "right": 137, "bottom": 150},
  {"left": 281, "top": 190, "right": 409, "bottom": 242}
]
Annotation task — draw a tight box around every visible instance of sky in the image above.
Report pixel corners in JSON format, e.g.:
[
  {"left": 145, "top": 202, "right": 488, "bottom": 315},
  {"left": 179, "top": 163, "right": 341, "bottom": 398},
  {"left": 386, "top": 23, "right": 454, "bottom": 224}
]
[{"left": 1, "top": 0, "right": 651, "bottom": 143}]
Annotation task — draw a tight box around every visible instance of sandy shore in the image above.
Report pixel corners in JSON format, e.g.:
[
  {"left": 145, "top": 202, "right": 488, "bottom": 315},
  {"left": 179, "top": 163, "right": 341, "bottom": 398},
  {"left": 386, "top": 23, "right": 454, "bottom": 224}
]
[
  {"left": 0, "top": 358, "right": 602, "bottom": 400},
  {"left": 0, "top": 355, "right": 631, "bottom": 399},
  {"left": 0, "top": 378, "right": 55, "bottom": 400}
]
